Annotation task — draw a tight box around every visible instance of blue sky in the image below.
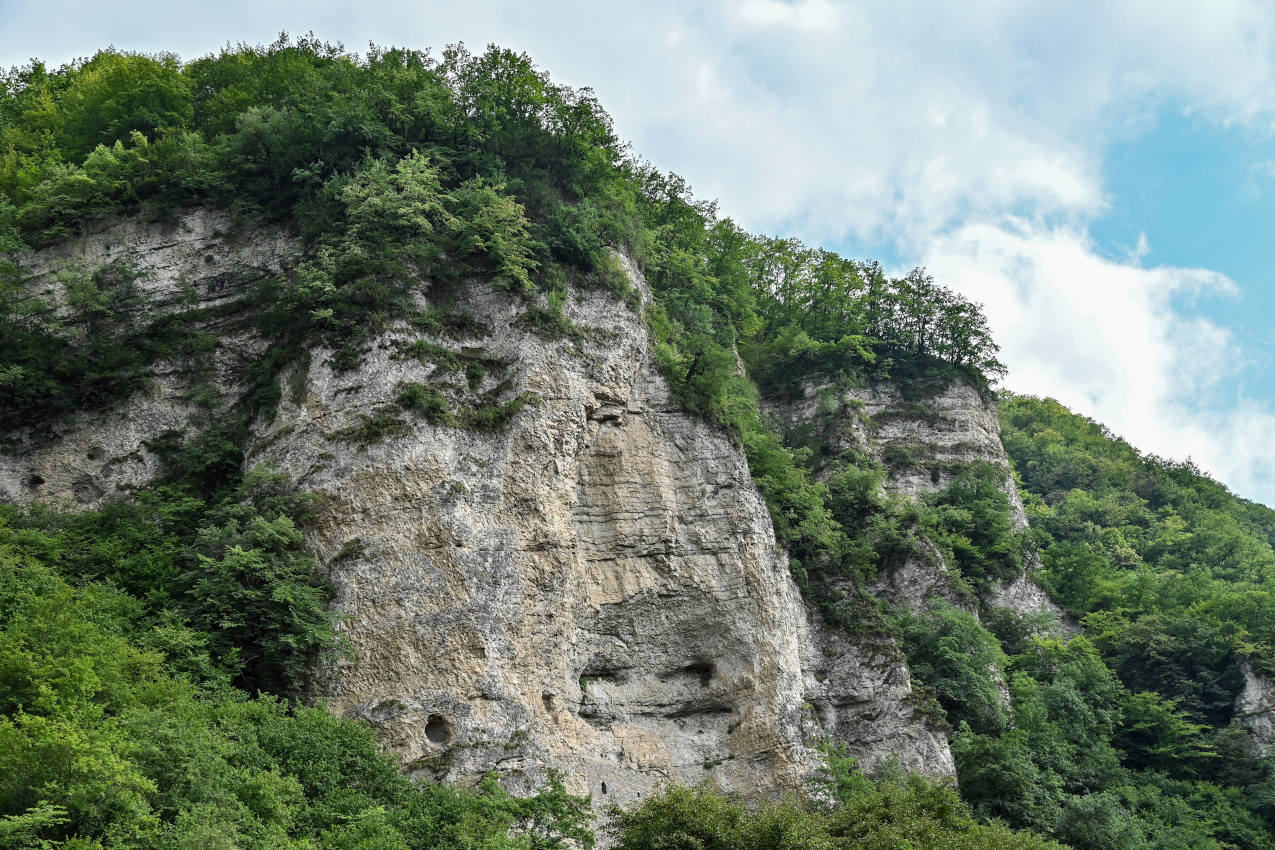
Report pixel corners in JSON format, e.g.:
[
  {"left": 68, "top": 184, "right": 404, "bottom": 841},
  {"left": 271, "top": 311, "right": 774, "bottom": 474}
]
[
  {"left": 3, "top": 0, "right": 1274, "bottom": 505},
  {"left": 1092, "top": 113, "right": 1275, "bottom": 405}
]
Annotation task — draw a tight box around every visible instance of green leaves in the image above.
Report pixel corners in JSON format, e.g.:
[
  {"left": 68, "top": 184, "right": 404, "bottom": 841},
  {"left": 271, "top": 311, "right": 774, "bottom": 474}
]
[
  {"left": 1001, "top": 393, "right": 1275, "bottom": 714},
  {"left": 0, "top": 489, "right": 595, "bottom": 850},
  {"left": 1115, "top": 692, "right": 1216, "bottom": 774},
  {"left": 924, "top": 462, "right": 1025, "bottom": 588},
  {"left": 745, "top": 244, "right": 1002, "bottom": 393},
  {"left": 606, "top": 772, "right": 1067, "bottom": 850},
  {"left": 56, "top": 51, "right": 192, "bottom": 161},
  {"left": 340, "top": 152, "right": 449, "bottom": 264},
  {"left": 444, "top": 177, "right": 539, "bottom": 292},
  {"left": 901, "top": 602, "right": 1012, "bottom": 735}
]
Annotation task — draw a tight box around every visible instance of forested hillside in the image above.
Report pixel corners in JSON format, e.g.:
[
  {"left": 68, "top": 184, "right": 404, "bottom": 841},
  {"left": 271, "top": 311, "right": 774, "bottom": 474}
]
[
  {"left": 2, "top": 35, "right": 1274, "bottom": 849},
  {"left": 955, "top": 395, "right": 1275, "bottom": 846}
]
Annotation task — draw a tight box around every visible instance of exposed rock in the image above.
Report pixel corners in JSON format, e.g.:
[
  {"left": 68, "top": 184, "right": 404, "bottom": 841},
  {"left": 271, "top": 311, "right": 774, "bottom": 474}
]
[
  {"left": 800, "top": 626, "right": 955, "bottom": 777},
  {"left": 17, "top": 208, "right": 293, "bottom": 317},
  {"left": 870, "top": 538, "right": 967, "bottom": 613},
  {"left": 766, "top": 379, "right": 1065, "bottom": 625},
  {"left": 1, "top": 218, "right": 955, "bottom": 809},
  {"left": 0, "top": 209, "right": 285, "bottom": 506},
  {"left": 983, "top": 573, "right": 1068, "bottom": 625},
  {"left": 262, "top": 255, "right": 953, "bottom": 802},
  {"left": 1235, "top": 661, "right": 1275, "bottom": 754}
]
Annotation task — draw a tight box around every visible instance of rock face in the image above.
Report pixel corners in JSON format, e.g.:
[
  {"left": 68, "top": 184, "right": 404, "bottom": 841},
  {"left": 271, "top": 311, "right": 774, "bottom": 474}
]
[
  {"left": 766, "top": 380, "right": 1065, "bottom": 623},
  {"left": 1235, "top": 661, "right": 1275, "bottom": 754},
  {"left": 1, "top": 213, "right": 954, "bottom": 807},
  {"left": 0, "top": 210, "right": 289, "bottom": 506}
]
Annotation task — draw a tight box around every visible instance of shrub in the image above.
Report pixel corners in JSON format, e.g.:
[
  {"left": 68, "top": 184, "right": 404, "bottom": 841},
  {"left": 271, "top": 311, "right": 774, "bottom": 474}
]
[
  {"left": 397, "top": 381, "right": 451, "bottom": 423},
  {"left": 330, "top": 413, "right": 413, "bottom": 446}
]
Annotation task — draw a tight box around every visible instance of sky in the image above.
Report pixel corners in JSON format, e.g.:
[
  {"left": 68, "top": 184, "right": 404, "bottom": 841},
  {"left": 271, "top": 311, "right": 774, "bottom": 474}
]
[{"left": 3, "top": 0, "right": 1275, "bottom": 505}]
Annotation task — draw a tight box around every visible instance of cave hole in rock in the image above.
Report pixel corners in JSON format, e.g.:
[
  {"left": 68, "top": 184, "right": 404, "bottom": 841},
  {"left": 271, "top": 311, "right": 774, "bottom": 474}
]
[
  {"left": 601, "top": 782, "right": 607, "bottom": 795},
  {"left": 25, "top": 473, "right": 44, "bottom": 488},
  {"left": 580, "top": 657, "right": 627, "bottom": 687},
  {"left": 542, "top": 693, "right": 556, "bottom": 713},
  {"left": 662, "top": 660, "right": 715, "bottom": 687},
  {"left": 72, "top": 478, "right": 105, "bottom": 503},
  {"left": 425, "top": 714, "right": 451, "bottom": 746},
  {"left": 930, "top": 467, "right": 941, "bottom": 485}
]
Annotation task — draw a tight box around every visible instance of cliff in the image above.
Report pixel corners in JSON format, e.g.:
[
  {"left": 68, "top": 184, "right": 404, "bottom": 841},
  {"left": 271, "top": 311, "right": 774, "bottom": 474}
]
[
  {"left": 765, "top": 379, "right": 1065, "bottom": 624},
  {"left": 0, "top": 211, "right": 954, "bottom": 806}
]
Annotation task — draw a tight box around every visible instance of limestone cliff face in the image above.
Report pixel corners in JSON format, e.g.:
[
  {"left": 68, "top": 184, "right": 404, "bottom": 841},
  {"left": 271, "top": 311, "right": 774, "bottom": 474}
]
[
  {"left": 1, "top": 212, "right": 953, "bottom": 807},
  {"left": 0, "top": 210, "right": 289, "bottom": 505},
  {"left": 1235, "top": 661, "right": 1275, "bottom": 755},
  {"left": 765, "top": 380, "right": 1065, "bottom": 624}
]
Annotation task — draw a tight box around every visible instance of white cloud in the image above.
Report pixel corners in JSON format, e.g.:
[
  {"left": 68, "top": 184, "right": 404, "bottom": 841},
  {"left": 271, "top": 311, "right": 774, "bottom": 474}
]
[
  {"left": 921, "top": 220, "right": 1246, "bottom": 467},
  {"left": 919, "top": 218, "right": 1275, "bottom": 505},
  {"left": 737, "top": 0, "right": 844, "bottom": 32},
  {"left": 5, "top": 0, "right": 1275, "bottom": 501}
]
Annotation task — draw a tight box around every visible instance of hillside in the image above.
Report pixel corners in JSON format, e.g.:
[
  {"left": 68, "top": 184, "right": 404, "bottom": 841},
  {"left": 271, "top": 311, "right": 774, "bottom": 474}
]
[{"left": 1, "top": 37, "right": 1273, "bottom": 850}]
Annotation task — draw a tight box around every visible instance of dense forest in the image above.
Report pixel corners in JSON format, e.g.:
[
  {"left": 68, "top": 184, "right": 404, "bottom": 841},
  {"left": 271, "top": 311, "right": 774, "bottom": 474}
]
[{"left": 2, "top": 35, "right": 1275, "bottom": 849}]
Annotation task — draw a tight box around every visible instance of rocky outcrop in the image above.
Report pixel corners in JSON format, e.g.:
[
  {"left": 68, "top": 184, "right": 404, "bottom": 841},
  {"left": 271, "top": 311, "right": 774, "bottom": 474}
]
[
  {"left": 983, "top": 573, "right": 1062, "bottom": 622},
  {"left": 1, "top": 213, "right": 954, "bottom": 808},
  {"left": 766, "top": 380, "right": 1065, "bottom": 624},
  {"left": 1235, "top": 661, "right": 1275, "bottom": 754},
  {"left": 0, "top": 210, "right": 288, "bottom": 505}
]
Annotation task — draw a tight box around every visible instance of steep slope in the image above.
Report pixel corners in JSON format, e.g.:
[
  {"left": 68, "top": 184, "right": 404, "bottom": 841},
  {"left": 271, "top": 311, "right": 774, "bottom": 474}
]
[{"left": 0, "top": 212, "right": 953, "bottom": 807}]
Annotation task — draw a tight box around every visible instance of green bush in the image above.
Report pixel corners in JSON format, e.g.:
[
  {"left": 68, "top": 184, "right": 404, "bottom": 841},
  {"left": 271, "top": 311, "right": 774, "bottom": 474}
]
[
  {"left": 330, "top": 413, "right": 413, "bottom": 446},
  {"left": 397, "top": 381, "right": 451, "bottom": 423},
  {"left": 607, "top": 754, "right": 1066, "bottom": 850},
  {"left": 0, "top": 482, "right": 594, "bottom": 850},
  {"left": 924, "top": 462, "right": 1024, "bottom": 588},
  {"left": 900, "top": 602, "right": 1011, "bottom": 735},
  {"left": 458, "top": 392, "right": 537, "bottom": 431}
]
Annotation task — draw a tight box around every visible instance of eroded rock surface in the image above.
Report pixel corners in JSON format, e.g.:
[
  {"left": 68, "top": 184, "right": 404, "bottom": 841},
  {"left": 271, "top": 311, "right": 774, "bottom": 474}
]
[
  {"left": 1236, "top": 661, "right": 1275, "bottom": 754},
  {"left": 767, "top": 380, "right": 1064, "bottom": 624},
  {"left": 0, "top": 210, "right": 285, "bottom": 506}
]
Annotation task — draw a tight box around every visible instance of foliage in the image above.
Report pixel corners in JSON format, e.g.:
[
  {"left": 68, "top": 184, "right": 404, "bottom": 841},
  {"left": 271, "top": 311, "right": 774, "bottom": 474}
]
[
  {"left": 0, "top": 475, "right": 594, "bottom": 849},
  {"left": 0, "top": 38, "right": 1008, "bottom": 612},
  {"left": 608, "top": 754, "right": 1065, "bottom": 850},
  {"left": 929, "top": 394, "right": 1275, "bottom": 849},
  {"left": 1000, "top": 394, "right": 1275, "bottom": 693},
  {"left": 13, "top": 34, "right": 1261, "bottom": 850},
  {"left": 396, "top": 381, "right": 450, "bottom": 423},
  {"left": 457, "top": 391, "right": 538, "bottom": 431},
  {"left": 0, "top": 258, "right": 212, "bottom": 433},
  {"left": 901, "top": 602, "right": 1011, "bottom": 735},
  {"left": 746, "top": 249, "right": 1004, "bottom": 396},
  {"left": 924, "top": 461, "right": 1024, "bottom": 587},
  {"left": 2, "top": 454, "right": 336, "bottom": 696},
  {"left": 329, "top": 412, "right": 413, "bottom": 446}
]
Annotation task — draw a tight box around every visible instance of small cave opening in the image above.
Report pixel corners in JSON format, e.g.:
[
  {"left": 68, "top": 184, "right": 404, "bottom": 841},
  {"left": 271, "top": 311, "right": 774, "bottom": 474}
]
[
  {"left": 600, "top": 781, "right": 608, "bottom": 795},
  {"left": 930, "top": 467, "right": 942, "bottom": 485},
  {"left": 25, "top": 473, "right": 44, "bottom": 488},
  {"left": 542, "top": 693, "right": 556, "bottom": 713},
  {"left": 425, "top": 714, "right": 451, "bottom": 746},
  {"left": 661, "top": 660, "right": 715, "bottom": 687}
]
